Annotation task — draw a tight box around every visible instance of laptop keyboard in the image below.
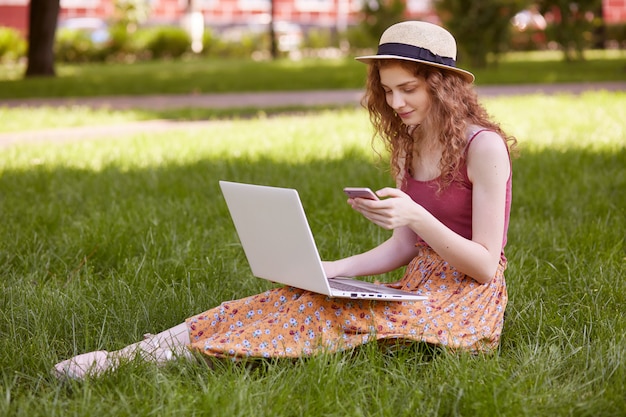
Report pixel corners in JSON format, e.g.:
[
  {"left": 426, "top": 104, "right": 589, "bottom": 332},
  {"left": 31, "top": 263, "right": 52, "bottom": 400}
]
[{"left": 329, "top": 280, "right": 382, "bottom": 293}]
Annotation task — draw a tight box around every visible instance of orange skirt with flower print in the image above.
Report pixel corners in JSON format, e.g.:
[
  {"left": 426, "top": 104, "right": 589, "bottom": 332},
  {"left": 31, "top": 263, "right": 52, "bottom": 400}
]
[{"left": 186, "top": 246, "right": 507, "bottom": 358}]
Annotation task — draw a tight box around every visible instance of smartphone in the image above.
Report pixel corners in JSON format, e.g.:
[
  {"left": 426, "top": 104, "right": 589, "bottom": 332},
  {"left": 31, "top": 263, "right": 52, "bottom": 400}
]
[{"left": 343, "top": 187, "right": 379, "bottom": 200}]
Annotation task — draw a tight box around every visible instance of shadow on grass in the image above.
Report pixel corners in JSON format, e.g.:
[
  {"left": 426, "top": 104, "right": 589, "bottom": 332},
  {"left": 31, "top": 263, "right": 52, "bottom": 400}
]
[{"left": 0, "top": 144, "right": 624, "bottom": 401}]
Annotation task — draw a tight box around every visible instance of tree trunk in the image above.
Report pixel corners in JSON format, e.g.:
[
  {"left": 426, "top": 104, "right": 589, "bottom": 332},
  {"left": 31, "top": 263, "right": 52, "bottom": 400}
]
[
  {"left": 269, "top": 0, "right": 278, "bottom": 59},
  {"left": 25, "top": 0, "right": 61, "bottom": 77}
]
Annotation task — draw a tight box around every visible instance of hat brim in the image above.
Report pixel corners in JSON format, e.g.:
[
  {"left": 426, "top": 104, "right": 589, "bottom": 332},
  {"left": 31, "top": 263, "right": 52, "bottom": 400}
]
[{"left": 355, "top": 54, "right": 475, "bottom": 84}]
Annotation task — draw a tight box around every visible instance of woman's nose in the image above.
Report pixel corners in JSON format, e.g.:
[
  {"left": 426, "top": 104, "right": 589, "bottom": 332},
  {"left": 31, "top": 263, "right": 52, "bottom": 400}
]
[{"left": 390, "top": 92, "right": 405, "bottom": 109}]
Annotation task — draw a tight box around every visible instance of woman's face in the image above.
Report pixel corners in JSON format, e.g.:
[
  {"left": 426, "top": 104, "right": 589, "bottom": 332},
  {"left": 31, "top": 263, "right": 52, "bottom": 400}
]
[{"left": 379, "top": 63, "right": 431, "bottom": 126}]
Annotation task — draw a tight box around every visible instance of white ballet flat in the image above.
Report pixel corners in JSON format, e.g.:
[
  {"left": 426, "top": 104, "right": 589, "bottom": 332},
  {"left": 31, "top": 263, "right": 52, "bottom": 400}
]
[
  {"left": 52, "top": 334, "right": 193, "bottom": 381},
  {"left": 52, "top": 350, "right": 113, "bottom": 380}
]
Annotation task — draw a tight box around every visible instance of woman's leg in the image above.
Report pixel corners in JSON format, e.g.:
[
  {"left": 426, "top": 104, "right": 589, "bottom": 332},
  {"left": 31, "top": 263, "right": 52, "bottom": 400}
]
[
  {"left": 113, "top": 322, "right": 191, "bottom": 362},
  {"left": 52, "top": 322, "right": 192, "bottom": 380}
]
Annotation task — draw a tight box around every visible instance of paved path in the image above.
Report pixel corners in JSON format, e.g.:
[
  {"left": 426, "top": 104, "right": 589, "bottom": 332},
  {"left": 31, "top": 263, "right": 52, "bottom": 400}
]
[
  {"left": 2, "top": 82, "right": 624, "bottom": 111},
  {"left": 1, "top": 81, "right": 624, "bottom": 147}
]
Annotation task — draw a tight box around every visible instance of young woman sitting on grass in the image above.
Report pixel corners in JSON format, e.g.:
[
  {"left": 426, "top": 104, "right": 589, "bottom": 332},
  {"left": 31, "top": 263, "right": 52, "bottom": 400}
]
[{"left": 53, "top": 20, "right": 516, "bottom": 380}]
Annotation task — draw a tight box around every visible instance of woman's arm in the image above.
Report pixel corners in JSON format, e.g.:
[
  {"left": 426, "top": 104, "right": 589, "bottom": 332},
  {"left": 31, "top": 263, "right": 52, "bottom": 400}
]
[
  {"left": 350, "top": 131, "right": 510, "bottom": 284},
  {"left": 323, "top": 225, "right": 421, "bottom": 278}
]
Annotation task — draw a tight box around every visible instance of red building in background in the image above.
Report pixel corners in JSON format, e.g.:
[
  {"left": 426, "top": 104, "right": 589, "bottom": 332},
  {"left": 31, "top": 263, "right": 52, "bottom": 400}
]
[
  {"left": 0, "top": 0, "right": 436, "bottom": 37},
  {"left": 0, "top": 0, "right": 435, "bottom": 34},
  {"left": 1, "top": 0, "right": 625, "bottom": 38},
  {"left": 604, "top": 0, "right": 626, "bottom": 22}
]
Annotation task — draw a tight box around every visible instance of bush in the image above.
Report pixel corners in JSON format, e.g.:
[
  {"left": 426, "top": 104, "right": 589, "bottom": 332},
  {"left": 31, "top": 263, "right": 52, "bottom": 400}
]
[
  {"left": 104, "top": 24, "right": 143, "bottom": 60},
  {"left": 55, "top": 28, "right": 109, "bottom": 62},
  {"left": 509, "top": 26, "right": 549, "bottom": 52},
  {"left": 605, "top": 23, "right": 626, "bottom": 48},
  {"left": 435, "top": 0, "right": 526, "bottom": 67},
  {"left": 201, "top": 29, "right": 262, "bottom": 59},
  {"left": 304, "top": 28, "right": 338, "bottom": 49},
  {"left": 139, "top": 26, "right": 191, "bottom": 59},
  {"left": 345, "top": 25, "right": 377, "bottom": 52},
  {"left": 54, "top": 25, "right": 194, "bottom": 62},
  {"left": 0, "top": 27, "right": 27, "bottom": 62}
]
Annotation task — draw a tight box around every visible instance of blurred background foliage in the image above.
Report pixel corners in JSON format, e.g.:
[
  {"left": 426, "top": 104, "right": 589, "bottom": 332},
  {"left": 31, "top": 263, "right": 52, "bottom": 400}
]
[{"left": 1, "top": 0, "right": 625, "bottom": 66}]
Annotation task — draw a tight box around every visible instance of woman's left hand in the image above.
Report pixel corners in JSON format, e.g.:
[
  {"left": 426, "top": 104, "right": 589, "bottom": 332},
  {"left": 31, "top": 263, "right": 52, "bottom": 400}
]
[{"left": 348, "top": 187, "right": 419, "bottom": 230}]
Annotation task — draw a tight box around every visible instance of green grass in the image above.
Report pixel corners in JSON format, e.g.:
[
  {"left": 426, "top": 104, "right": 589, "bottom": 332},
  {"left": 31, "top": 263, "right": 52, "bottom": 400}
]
[
  {"left": 0, "top": 104, "right": 356, "bottom": 134},
  {"left": 0, "top": 93, "right": 625, "bottom": 416},
  {"left": 1, "top": 49, "right": 625, "bottom": 99}
]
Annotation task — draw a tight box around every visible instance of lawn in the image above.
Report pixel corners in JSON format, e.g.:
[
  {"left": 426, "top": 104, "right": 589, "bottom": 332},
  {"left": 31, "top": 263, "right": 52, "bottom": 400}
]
[
  {"left": 0, "top": 91, "right": 624, "bottom": 416},
  {"left": 0, "top": 49, "right": 625, "bottom": 99}
]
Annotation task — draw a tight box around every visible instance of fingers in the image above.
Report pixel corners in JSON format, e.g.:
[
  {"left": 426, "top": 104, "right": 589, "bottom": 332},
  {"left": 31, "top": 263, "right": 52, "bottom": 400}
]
[
  {"left": 347, "top": 187, "right": 402, "bottom": 204},
  {"left": 346, "top": 187, "right": 412, "bottom": 230},
  {"left": 353, "top": 206, "right": 396, "bottom": 230},
  {"left": 374, "top": 187, "right": 405, "bottom": 199}
]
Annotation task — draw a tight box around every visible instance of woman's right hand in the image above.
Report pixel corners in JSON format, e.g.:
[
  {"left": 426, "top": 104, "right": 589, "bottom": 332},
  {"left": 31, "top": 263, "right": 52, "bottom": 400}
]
[
  {"left": 349, "top": 187, "right": 422, "bottom": 231},
  {"left": 384, "top": 280, "right": 404, "bottom": 289}
]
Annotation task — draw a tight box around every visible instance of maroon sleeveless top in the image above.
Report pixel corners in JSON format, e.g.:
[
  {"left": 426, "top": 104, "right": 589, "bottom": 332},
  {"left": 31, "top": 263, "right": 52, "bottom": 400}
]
[{"left": 402, "top": 129, "right": 512, "bottom": 260}]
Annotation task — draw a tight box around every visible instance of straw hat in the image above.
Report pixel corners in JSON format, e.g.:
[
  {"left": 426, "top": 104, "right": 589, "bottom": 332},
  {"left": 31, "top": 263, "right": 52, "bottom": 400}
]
[{"left": 356, "top": 21, "right": 475, "bottom": 83}]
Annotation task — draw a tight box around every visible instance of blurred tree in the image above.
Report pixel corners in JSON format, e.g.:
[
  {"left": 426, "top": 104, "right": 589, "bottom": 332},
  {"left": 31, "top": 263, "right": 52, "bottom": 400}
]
[
  {"left": 25, "top": 0, "right": 60, "bottom": 77},
  {"left": 269, "top": 0, "right": 278, "bottom": 59},
  {"left": 538, "top": 0, "right": 602, "bottom": 61},
  {"left": 361, "top": 0, "right": 406, "bottom": 44},
  {"left": 434, "top": 0, "right": 528, "bottom": 68},
  {"left": 114, "top": 0, "right": 150, "bottom": 33}
]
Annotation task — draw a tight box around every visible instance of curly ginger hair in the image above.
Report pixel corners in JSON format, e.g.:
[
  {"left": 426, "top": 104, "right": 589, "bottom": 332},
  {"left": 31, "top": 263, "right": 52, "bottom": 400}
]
[{"left": 363, "top": 60, "right": 517, "bottom": 190}]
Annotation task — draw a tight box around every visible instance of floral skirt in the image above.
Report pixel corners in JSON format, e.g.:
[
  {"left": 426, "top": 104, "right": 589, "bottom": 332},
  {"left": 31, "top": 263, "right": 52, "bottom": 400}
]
[{"left": 186, "top": 246, "right": 507, "bottom": 358}]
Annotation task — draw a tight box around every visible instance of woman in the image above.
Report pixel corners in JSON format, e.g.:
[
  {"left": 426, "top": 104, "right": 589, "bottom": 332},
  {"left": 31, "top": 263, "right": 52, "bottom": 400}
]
[{"left": 53, "top": 21, "right": 515, "bottom": 380}]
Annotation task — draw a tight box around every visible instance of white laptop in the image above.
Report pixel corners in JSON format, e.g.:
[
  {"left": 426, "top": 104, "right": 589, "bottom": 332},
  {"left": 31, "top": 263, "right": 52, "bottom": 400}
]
[{"left": 219, "top": 181, "right": 426, "bottom": 301}]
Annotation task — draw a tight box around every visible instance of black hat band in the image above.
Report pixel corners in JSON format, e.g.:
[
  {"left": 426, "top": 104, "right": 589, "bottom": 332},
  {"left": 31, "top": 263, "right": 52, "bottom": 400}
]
[{"left": 377, "top": 43, "right": 457, "bottom": 68}]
